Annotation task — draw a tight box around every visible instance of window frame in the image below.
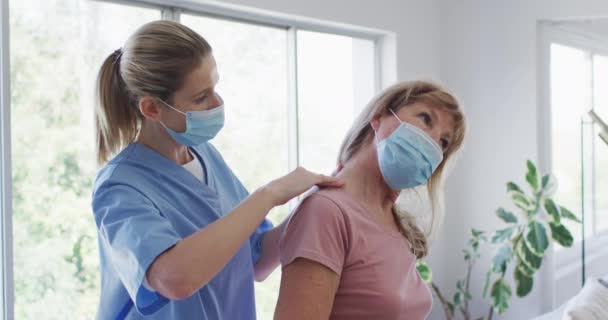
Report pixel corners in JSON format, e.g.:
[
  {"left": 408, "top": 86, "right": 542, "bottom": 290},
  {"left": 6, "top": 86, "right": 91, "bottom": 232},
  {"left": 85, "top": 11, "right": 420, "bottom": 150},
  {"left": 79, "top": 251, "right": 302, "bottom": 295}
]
[
  {"left": 538, "top": 22, "right": 608, "bottom": 307},
  {"left": 1, "top": 0, "right": 392, "bottom": 318},
  {"left": 0, "top": 0, "right": 13, "bottom": 318}
]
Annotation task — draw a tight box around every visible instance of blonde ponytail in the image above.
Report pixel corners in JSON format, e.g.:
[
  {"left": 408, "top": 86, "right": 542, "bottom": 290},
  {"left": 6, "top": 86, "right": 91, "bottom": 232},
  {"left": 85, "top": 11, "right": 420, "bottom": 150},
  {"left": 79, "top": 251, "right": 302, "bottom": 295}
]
[
  {"left": 94, "top": 20, "right": 212, "bottom": 165},
  {"left": 95, "top": 50, "right": 139, "bottom": 165}
]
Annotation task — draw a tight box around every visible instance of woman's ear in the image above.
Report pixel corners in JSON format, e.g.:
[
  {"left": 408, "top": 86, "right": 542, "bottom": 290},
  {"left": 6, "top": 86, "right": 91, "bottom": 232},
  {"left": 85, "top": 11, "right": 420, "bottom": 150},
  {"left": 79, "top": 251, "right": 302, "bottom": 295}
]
[
  {"left": 139, "top": 96, "right": 162, "bottom": 121},
  {"left": 370, "top": 117, "right": 380, "bottom": 131}
]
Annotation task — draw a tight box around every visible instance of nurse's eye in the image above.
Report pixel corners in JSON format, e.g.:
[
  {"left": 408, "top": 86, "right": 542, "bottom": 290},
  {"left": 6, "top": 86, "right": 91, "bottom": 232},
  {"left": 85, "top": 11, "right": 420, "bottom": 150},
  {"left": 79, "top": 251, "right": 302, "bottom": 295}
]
[
  {"left": 418, "top": 113, "right": 432, "bottom": 127},
  {"left": 194, "top": 95, "right": 207, "bottom": 104},
  {"left": 440, "top": 139, "right": 449, "bottom": 151}
]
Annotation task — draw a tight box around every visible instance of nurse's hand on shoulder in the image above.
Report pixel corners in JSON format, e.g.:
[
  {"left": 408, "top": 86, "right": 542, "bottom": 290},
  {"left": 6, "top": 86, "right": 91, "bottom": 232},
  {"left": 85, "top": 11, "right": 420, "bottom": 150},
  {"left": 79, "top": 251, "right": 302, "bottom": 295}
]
[{"left": 264, "top": 167, "right": 344, "bottom": 206}]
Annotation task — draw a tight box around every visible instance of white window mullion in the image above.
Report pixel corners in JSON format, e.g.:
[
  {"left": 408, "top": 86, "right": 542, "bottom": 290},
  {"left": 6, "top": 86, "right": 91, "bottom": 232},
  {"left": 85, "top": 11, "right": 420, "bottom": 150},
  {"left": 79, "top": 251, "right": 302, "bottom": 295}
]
[
  {"left": 174, "top": 7, "right": 182, "bottom": 22},
  {"left": 373, "top": 38, "right": 382, "bottom": 93},
  {"left": 0, "top": 0, "right": 14, "bottom": 318},
  {"left": 287, "top": 27, "right": 299, "bottom": 210},
  {"left": 287, "top": 27, "right": 299, "bottom": 172},
  {"left": 161, "top": 6, "right": 179, "bottom": 21}
]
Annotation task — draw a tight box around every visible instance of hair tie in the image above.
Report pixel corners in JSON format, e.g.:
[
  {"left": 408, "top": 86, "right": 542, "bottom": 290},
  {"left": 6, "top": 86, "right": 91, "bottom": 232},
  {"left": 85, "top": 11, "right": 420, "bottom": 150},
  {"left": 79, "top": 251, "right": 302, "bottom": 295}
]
[{"left": 112, "top": 48, "right": 123, "bottom": 63}]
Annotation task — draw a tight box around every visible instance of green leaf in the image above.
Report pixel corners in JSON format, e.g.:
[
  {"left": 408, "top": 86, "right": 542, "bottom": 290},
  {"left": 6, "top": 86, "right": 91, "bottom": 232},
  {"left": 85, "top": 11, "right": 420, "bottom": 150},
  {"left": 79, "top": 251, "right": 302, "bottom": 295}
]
[
  {"left": 472, "top": 228, "right": 484, "bottom": 238},
  {"left": 544, "top": 198, "right": 561, "bottom": 224},
  {"left": 541, "top": 174, "right": 556, "bottom": 194},
  {"left": 491, "top": 279, "right": 512, "bottom": 315},
  {"left": 453, "top": 292, "right": 462, "bottom": 306},
  {"left": 526, "top": 221, "right": 549, "bottom": 256},
  {"left": 518, "top": 239, "right": 542, "bottom": 270},
  {"left": 549, "top": 222, "right": 574, "bottom": 247},
  {"left": 507, "top": 181, "right": 524, "bottom": 194},
  {"left": 483, "top": 269, "right": 492, "bottom": 298},
  {"left": 541, "top": 174, "right": 550, "bottom": 189},
  {"left": 457, "top": 280, "right": 464, "bottom": 290},
  {"left": 560, "top": 206, "right": 582, "bottom": 223},
  {"left": 497, "top": 208, "right": 518, "bottom": 224},
  {"left": 516, "top": 260, "right": 535, "bottom": 277},
  {"left": 465, "top": 291, "right": 473, "bottom": 301},
  {"left": 512, "top": 193, "right": 533, "bottom": 211},
  {"left": 464, "top": 250, "right": 472, "bottom": 261},
  {"left": 492, "top": 245, "right": 513, "bottom": 273},
  {"left": 479, "top": 233, "right": 488, "bottom": 242},
  {"left": 471, "top": 240, "right": 480, "bottom": 251},
  {"left": 526, "top": 160, "right": 539, "bottom": 191},
  {"left": 492, "top": 227, "right": 516, "bottom": 244},
  {"left": 514, "top": 266, "right": 534, "bottom": 297},
  {"left": 416, "top": 260, "right": 433, "bottom": 283}
]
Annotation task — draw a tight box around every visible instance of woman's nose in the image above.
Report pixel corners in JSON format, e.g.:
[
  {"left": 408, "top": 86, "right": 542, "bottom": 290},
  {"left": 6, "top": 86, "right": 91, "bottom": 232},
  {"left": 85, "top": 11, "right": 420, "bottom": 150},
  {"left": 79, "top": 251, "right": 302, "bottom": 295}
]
[{"left": 429, "top": 130, "right": 442, "bottom": 147}]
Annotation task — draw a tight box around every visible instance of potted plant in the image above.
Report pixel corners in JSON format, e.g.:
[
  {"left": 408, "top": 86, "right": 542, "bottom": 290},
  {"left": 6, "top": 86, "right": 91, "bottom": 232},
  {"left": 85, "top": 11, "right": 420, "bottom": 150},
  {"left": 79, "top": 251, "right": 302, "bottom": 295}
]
[{"left": 417, "top": 160, "right": 580, "bottom": 320}]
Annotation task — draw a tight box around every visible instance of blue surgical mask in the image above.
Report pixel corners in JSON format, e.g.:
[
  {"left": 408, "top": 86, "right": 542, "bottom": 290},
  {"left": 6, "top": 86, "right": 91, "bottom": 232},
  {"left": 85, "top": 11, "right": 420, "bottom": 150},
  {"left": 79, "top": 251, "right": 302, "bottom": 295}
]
[
  {"left": 159, "top": 98, "right": 225, "bottom": 147},
  {"left": 376, "top": 109, "right": 444, "bottom": 190}
]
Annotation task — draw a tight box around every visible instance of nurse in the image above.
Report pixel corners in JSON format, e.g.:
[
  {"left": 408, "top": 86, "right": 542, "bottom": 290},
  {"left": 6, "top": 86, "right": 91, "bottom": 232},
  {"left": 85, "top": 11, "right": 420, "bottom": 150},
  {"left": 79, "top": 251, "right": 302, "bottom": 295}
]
[{"left": 92, "top": 20, "right": 341, "bottom": 319}]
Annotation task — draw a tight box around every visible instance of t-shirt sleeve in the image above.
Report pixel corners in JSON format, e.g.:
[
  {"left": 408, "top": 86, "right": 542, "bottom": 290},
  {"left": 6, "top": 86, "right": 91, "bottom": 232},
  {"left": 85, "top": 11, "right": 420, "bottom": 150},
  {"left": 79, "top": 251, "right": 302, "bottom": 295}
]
[
  {"left": 93, "top": 183, "right": 182, "bottom": 315},
  {"left": 250, "top": 218, "right": 274, "bottom": 265},
  {"left": 279, "top": 194, "right": 350, "bottom": 275}
]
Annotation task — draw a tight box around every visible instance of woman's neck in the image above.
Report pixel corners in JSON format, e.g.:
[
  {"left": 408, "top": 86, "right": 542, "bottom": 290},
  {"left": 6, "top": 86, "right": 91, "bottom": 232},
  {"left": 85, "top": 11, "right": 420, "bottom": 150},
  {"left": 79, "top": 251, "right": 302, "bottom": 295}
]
[
  {"left": 136, "top": 121, "right": 193, "bottom": 165},
  {"left": 336, "top": 146, "right": 398, "bottom": 217}
]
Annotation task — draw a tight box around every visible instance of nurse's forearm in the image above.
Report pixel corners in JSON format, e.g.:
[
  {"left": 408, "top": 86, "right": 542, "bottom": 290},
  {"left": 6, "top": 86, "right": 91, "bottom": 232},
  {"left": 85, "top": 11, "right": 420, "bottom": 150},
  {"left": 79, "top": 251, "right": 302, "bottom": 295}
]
[
  {"left": 253, "top": 224, "right": 285, "bottom": 281},
  {"left": 146, "top": 187, "right": 276, "bottom": 300}
]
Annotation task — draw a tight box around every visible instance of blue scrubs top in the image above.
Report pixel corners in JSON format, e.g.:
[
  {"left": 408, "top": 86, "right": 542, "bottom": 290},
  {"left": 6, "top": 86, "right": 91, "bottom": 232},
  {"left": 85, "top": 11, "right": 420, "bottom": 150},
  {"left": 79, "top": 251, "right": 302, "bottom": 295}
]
[{"left": 92, "top": 143, "right": 272, "bottom": 320}]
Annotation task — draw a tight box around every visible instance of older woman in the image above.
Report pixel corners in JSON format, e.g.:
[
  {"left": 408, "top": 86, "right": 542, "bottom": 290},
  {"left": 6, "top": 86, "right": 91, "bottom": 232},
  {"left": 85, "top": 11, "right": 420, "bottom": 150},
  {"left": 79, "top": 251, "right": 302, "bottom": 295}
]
[{"left": 275, "top": 81, "right": 466, "bottom": 320}]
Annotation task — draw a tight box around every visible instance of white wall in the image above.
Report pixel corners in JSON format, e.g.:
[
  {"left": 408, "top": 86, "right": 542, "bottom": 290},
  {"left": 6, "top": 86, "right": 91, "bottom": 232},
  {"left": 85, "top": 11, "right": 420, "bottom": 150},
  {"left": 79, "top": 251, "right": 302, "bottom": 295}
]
[{"left": 434, "top": 1, "right": 608, "bottom": 319}]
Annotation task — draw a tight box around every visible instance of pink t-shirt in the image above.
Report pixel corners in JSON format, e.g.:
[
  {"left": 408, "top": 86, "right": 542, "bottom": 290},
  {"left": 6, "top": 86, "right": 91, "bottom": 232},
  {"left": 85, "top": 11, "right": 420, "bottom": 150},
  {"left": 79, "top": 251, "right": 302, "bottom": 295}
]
[{"left": 280, "top": 188, "right": 432, "bottom": 320}]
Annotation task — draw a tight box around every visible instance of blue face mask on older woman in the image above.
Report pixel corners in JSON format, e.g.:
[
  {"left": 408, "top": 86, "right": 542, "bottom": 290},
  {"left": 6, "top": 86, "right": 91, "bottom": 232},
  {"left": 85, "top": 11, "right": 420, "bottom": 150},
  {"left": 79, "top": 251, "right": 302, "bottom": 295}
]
[
  {"left": 376, "top": 109, "right": 444, "bottom": 190},
  {"left": 158, "top": 97, "right": 225, "bottom": 147}
]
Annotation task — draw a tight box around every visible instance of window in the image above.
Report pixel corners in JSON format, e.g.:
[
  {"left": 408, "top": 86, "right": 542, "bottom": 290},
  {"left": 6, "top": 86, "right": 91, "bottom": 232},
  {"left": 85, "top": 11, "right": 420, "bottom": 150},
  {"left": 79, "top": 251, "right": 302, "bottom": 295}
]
[
  {"left": 9, "top": 1, "right": 160, "bottom": 318},
  {"left": 4, "top": 1, "right": 381, "bottom": 319},
  {"left": 550, "top": 42, "right": 608, "bottom": 245},
  {"left": 297, "top": 30, "right": 376, "bottom": 174}
]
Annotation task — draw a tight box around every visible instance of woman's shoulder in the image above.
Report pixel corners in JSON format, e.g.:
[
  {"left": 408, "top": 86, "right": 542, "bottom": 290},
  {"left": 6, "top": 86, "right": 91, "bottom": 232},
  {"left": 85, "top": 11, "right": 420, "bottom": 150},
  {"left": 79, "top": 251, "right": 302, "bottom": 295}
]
[
  {"left": 305, "top": 188, "right": 363, "bottom": 216},
  {"left": 299, "top": 188, "right": 347, "bottom": 213},
  {"left": 292, "top": 188, "right": 363, "bottom": 226}
]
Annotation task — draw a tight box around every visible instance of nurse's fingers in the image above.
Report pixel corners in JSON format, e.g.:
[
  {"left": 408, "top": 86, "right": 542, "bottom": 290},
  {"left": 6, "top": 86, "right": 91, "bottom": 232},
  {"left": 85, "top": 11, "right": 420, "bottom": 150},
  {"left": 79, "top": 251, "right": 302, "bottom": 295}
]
[
  {"left": 313, "top": 174, "right": 344, "bottom": 188},
  {"left": 294, "top": 166, "right": 344, "bottom": 187}
]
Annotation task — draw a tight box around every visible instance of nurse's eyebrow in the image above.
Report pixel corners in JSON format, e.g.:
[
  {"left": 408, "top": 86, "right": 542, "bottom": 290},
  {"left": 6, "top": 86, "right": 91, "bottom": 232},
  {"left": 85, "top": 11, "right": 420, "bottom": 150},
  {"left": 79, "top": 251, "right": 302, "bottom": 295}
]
[
  {"left": 191, "top": 74, "right": 220, "bottom": 99},
  {"left": 191, "top": 88, "right": 212, "bottom": 99}
]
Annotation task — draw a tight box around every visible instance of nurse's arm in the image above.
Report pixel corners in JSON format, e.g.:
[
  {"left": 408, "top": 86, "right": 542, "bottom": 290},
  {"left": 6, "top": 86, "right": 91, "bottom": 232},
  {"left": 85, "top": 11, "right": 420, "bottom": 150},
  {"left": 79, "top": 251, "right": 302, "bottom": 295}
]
[
  {"left": 146, "top": 187, "right": 275, "bottom": 300},
  {"left": 146, "top": 167, "right": 343, "bottom": 300},
  {"left": 254, "top": 186, "right": 320, "bottom": 280},
  {"left": 274, "top": 258, "right": 340, "bottom": 320},
  {"left": 253, "top": 224, "right": 284, "bottom": 281}
]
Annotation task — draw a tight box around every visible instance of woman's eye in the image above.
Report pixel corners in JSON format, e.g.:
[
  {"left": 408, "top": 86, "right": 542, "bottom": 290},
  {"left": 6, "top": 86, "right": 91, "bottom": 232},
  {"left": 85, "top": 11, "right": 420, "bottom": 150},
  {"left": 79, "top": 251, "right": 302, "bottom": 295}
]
[
  {"left": 419, "top": 113, "right": 432, "bottom": 126},
  {"left": 441, "top": 139, "right": 448, "bottom": 150}
]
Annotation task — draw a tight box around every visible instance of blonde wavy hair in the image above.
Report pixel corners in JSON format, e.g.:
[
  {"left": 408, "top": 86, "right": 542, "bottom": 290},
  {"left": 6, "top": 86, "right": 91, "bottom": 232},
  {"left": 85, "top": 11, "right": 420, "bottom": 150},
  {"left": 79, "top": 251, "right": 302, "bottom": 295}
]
[{"left": 337, "top": 81, "right": 466, "bottom": 258}]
